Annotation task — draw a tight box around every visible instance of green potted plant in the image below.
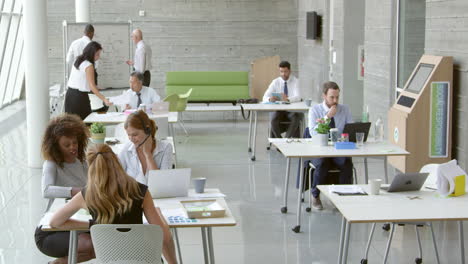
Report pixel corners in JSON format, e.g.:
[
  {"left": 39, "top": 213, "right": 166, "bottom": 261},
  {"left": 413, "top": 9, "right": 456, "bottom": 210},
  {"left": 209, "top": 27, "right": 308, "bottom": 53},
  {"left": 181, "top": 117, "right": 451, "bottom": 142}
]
[
  {"left": 90, "top": 122, "right": 106, "bottom": 144},
  {"left": 314, "top": 117, "right": 331, "bottom": 146}
]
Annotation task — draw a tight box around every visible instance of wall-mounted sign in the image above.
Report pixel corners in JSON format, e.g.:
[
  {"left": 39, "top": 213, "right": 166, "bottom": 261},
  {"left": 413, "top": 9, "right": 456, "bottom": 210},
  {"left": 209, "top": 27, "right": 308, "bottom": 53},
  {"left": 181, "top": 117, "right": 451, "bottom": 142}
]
[{"left": 429, "top": 82, "right": 450, "bottom": 158}]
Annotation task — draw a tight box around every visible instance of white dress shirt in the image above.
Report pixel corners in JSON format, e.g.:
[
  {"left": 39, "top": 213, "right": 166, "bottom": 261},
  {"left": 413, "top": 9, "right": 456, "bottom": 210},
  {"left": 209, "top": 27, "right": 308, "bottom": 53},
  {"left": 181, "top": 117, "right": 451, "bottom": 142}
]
[
  {"left": 262, "top": 75, "right": 301, "bottom": 102},
  {"left": 134, "top": 40, "right": 152, "bottom": 73},
  {"left": 118, "top": 139, "right": 173, "bottom": 185},
  {"left": 66, "top": 36, "right": 91, "bottom": 65},
  {"left": 308, "top": 101, "right": 354, "bottom": 135},
  {"left": 67, "top": 60, "right": 93, "bottom": 92},
  {"left": 121, "top": 86, "right": 161, "bottom": 109}
]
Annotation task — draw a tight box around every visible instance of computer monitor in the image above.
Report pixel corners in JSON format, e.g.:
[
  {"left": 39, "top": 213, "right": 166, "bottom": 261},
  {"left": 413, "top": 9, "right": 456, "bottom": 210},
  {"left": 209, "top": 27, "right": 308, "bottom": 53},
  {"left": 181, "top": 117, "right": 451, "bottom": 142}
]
[{"left": 404, "top": 63, "right": 435, "bottom": 94}]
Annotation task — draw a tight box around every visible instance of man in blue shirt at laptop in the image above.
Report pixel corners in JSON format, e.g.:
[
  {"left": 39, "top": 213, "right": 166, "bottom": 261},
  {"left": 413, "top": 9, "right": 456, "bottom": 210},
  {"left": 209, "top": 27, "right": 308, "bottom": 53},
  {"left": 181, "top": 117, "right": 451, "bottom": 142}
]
[{"left": 308, "top": 81, "right": 354, "bottom": 210}]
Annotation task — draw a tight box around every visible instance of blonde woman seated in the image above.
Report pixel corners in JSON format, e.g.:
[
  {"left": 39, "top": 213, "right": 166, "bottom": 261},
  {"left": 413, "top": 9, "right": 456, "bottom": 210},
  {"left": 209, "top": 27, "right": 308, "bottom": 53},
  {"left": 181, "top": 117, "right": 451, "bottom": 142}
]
[
  {"left": 35, "top": 113, "right": 93, "bottom": 264},
  {"left": 118, "top": 110, "right": 173, "bottom": 184},
  {"left": 49, "top": 144, "right": 178, "bottom": 264}
]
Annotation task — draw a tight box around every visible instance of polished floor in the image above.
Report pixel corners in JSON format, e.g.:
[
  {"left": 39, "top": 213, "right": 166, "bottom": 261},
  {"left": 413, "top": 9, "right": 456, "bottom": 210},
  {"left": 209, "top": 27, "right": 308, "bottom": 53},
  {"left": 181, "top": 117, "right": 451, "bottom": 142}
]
[{"left": 0, "top": 102, "right": 465, "bottom": 263}]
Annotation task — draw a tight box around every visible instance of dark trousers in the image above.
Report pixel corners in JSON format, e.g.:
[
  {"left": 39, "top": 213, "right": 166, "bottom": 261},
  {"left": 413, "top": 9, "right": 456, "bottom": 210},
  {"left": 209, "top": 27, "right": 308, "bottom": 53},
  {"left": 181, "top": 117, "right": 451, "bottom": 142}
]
[
  {"left": 143, "top": 70, "right": 151, "bottom": 86},
  {"left": 64, "top": 88, "right": 92, "bottom": 120},
  {"left": 269, "top": 111, "right": 302, "bottom": 138},
  {"left": 310, "top": 157, "right": 353, "bottom": 197},
  {"left": 35, "top": 226, "right": 70, "bottom": 258}
]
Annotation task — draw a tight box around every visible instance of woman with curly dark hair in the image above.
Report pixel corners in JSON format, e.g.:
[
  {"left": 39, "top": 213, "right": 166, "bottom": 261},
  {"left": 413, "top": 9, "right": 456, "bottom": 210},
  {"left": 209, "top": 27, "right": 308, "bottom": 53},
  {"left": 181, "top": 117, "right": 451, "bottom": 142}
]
[{"left": 35, "top": 113, "right": 94, "bottom": 264}]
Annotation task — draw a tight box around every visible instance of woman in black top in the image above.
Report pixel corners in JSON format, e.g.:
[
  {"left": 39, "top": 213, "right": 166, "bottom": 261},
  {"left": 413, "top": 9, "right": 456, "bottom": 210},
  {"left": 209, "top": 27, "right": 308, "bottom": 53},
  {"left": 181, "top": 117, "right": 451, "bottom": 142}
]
[{"left": 49, "top": 144, "right": 177, "bottom": 264}]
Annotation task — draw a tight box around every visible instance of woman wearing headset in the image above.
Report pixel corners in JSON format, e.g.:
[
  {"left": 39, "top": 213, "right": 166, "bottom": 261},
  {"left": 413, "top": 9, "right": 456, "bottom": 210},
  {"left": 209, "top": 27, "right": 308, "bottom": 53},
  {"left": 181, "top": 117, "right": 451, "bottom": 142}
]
[{"left": 118, "top": 110, "right": 173, "bottom": 184}]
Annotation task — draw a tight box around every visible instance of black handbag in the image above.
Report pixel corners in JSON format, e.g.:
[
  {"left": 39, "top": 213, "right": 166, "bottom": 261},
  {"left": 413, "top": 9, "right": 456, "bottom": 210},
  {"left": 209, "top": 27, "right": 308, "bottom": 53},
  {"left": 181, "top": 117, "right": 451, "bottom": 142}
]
[{"left": 237, "top": 98, "right": 259, "bottom": 120}]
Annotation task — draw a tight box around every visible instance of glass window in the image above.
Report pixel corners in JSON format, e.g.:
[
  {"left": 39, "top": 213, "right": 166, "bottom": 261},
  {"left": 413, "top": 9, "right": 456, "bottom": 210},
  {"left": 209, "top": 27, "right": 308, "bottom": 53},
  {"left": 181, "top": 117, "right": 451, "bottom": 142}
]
[
  {"left": 3, "top": 15, "right": 21, "bottom": 105},
  {"left": 2, "top": 0, "right": 12, "bottom": 12},
  {"left": 397, "top": 0, "right": 426, "bottom": 89},
  {"left": 13, "top": 0, "right": 21, "bottom": 13},
  {"left": 0, "top": 0, "right": 23, "bottom": 108}
]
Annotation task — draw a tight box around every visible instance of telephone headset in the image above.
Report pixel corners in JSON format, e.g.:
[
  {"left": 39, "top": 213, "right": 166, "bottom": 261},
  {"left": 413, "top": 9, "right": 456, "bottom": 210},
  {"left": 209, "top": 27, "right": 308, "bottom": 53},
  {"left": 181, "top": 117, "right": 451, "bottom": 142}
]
[{"left": 134, "top": 112, "right": 152, "bottom": 148}]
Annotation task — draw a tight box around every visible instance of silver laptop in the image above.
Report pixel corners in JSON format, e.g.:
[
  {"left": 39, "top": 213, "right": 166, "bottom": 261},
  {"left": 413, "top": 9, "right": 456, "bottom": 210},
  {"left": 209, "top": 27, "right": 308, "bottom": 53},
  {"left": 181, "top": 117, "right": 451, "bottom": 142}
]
[
  {"left": 381, "top": 172, "right": 429, "bottom": 192},
  {"left": 148, "top": 168, "right": 191, "bottom": 198}
]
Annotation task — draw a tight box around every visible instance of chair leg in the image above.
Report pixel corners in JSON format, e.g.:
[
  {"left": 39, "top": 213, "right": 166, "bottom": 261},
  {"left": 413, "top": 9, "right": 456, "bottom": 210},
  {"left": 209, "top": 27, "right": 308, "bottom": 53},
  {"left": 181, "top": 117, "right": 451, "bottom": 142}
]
[
  {"left": 353, "top": 166, "right": 358, "bottom": 184},
  {"left": 307, "top": 165, "right": 313, "bottom": 212},
  {"left": 429, "top": 222, "right": 441, "bottom": 264},
  {"left": 383, "top": 223, "right": 396, "bottom": 264},
  {"left": 178, "top": 112, "right": 188, "bottom": 136}
]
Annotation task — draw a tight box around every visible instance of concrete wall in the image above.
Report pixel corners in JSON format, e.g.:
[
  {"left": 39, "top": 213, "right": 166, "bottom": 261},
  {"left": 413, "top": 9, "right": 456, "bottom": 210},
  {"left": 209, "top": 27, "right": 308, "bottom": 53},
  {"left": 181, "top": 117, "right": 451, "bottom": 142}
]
[
  {"left": 47, "top": 0, "right": 298, "bottom": 100},
  {"left": 425, "top": 0, "right": 468, "bottom": 168},
  {"left": 297, "top": 0, "right": 329, "bottom": 103}
]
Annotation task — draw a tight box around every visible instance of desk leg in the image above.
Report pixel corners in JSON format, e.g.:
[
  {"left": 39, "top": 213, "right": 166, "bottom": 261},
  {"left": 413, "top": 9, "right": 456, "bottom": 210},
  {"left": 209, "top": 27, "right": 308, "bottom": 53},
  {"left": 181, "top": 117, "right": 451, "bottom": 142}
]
[
  {"left": 207, "top": 227, "right": 215, "bottom": 264},
  {"left": 459, "top": 221, "right": 465, "bottom": 264},
  {"left": 248, "top": 110, "right": 253, "bottom": 152},
  {"left": 251, "top": 111, "right": 258, "bottom": 161},
  {"left": 172, "top": 228, "right": 183, "bottom": 264},
  {"left": 201, "top": 227, "right": 209, "bottom": 264},
  {"left": 383, "top": 223, "right": 395, "bottom": 264},
  {"left": 281, "top": 158, "right": 291, "bottom": 214},
  {"left": 342, "top": 221, "right": 351, "bottom": 264},
  {"left": 383, "top": 157, "right": 389, "bottom": 184},
  {"left": 68, "top": 230, "right": 78, "bottom": 264},
  {"left": 293, "top": 157, "right": 303, "bottom": 233},
  {"left": 338, "top": 217, "right": 346, "bottom": 264},
  {"left": 364, "top": 157, "right": 369, "bottom": 184}
]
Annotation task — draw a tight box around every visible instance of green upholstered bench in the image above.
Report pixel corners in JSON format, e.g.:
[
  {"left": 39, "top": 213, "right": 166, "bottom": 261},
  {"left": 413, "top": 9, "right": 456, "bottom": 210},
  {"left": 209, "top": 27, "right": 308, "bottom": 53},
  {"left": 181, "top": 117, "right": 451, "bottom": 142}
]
[{"left": 165, "top": 71, "right": 249, "bottom": 104}]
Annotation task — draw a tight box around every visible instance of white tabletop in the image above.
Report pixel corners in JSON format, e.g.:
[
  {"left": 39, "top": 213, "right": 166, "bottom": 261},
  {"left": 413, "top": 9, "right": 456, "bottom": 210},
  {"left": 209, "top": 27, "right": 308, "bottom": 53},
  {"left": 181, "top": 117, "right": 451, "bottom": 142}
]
[
  {"left": 271, "top": 139, "right": 409, "bottom": 158},
  {"left": 185, "top": 105, "right": 241, "bottom": 112},
  {"left": 318, "top": 185, "right": 468, "bottom": 223},
  {"left": 84, "top": 112, "right": 178, "bottom": 124},
  {"left": 39, "top": 189, "right": 235, "bottom": 230},
  {"left": 153, "top": 189, "right": 236, "bottom": 228},
  {"left": 240, "top": 101, "right": 310, "bottom": 111}
]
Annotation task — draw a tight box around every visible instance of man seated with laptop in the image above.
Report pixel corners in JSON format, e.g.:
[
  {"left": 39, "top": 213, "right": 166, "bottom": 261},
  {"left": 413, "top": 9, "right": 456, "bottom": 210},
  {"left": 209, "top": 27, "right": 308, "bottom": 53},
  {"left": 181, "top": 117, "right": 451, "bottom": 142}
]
[
  {"left": 263, "top": 61, "right": 302, "bottom": 138},
  {"left": 121, "top": 71, "right": 161, "bottom": 110},
  {"left": 308, "top": 81, "right": 354, "bottom": 210}
]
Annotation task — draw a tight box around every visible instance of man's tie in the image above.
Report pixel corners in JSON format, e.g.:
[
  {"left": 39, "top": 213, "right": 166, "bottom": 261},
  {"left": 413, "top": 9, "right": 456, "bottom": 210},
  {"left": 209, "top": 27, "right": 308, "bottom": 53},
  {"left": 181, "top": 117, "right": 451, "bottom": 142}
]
[
  {"left": 137, "top": 92, "right": 142, "bottom": 107},
  {"left": 329, "top": 117, "right": 336, "bottom": 128},
  {"left": 284, "top": 81, "right": 288, "bottom": 96}
]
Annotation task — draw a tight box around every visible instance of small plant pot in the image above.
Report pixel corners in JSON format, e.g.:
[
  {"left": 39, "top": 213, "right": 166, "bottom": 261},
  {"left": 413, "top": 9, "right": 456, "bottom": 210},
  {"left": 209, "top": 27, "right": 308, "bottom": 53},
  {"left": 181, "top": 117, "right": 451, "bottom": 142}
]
[{"left": 91, "top": 133, "right": 106, "bottom": 144}]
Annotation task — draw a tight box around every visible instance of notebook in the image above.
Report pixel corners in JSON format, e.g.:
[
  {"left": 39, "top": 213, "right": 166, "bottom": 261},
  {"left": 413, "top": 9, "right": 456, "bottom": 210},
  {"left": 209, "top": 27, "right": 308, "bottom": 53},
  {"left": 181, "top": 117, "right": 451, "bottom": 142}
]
[
  {"left": 381, "top": 172, "right": 429, "bottom": 192},
  {"left": 148, "top": 168, "right": 191, "bottom": 198}
]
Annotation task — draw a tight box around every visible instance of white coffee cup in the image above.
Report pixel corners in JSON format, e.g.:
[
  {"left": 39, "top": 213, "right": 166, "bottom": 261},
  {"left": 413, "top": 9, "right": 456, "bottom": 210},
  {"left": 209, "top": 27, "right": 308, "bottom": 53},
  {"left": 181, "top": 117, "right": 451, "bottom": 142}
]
[{"left": 368, "top": 179, "right": 382, "bottom": 195}]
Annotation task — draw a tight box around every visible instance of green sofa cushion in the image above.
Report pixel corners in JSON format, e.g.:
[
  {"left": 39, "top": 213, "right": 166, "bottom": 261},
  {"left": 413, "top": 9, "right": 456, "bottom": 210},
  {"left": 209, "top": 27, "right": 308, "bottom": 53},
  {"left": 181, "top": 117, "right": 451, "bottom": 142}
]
[{"left": 166, "top": 71, "right": 249, "bottom": 102}]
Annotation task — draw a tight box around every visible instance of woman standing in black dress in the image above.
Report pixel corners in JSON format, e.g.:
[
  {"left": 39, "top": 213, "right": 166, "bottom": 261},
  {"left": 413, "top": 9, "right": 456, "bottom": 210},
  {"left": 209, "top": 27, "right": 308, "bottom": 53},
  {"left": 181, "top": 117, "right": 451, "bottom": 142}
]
[{"left": 65, "top": 41, "right": 111, "bottom": 120}]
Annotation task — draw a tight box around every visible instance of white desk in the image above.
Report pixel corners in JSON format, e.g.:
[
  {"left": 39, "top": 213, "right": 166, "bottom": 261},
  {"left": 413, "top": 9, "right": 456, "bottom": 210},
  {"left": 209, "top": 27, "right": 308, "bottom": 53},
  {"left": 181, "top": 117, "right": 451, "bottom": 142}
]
[
  {"left": 318, "top": 185, "right": 467, "bottom": 264},
  {"left": 38, "top": 189, "right": 235, "bottom": 264},
  {"left": 271, "top": 139, "right": 409, "bottom": 233},
  {"left": 153, "top": 189, "right": 236, "bottom": 264},
  {"left": 84, "top": 111, "right": 178, "bottom": 124},
  {"left": 186, "top": 105, "right": 241, "bottom": 112},
  {"left": 240, "top": 102, "right": 310, "bottom": 161}
]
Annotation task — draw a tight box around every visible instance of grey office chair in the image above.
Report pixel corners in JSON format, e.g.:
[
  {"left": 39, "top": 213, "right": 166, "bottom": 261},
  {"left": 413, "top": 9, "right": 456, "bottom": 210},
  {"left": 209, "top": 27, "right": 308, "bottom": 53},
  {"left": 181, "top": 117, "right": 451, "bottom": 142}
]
[{"left": 91, "top": 224, "right": 163, "bottom": 264}]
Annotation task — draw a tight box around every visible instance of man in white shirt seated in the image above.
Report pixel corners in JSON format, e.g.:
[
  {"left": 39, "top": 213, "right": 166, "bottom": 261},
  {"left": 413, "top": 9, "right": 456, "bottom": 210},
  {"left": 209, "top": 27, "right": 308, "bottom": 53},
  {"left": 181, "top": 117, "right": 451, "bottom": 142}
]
[
  {"left": 122, "top": 71, "right": 161, "bottom": 110},
  {"left": 308, "top": 81, "right": 354, "bottom": 210},
  {"left": 262, "top": 61, "right": 302, "bottom": 138}
]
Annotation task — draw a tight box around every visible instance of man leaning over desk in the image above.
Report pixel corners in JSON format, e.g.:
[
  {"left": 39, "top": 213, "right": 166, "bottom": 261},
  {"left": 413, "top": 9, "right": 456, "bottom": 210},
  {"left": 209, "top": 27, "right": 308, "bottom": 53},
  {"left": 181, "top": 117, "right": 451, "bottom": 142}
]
[
  {"left": 263, "top": 61, "right": 302, "bottom": 138},
  {"left": 308, "top": 81, "right": 354, "bottom": 210},
  {"left": 122, "top": 71, "right": 161, "bottom": 110}
]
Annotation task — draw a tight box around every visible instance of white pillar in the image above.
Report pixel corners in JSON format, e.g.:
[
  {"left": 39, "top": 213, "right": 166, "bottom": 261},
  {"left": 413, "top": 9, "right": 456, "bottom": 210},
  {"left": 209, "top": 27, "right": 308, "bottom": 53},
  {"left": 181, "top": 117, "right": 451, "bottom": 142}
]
[
  {"left": 75, "top": 0, "right": 90, "bottom": 23},
  {"left": 23, "top": 0, "right": 49, "bottom": 168}
]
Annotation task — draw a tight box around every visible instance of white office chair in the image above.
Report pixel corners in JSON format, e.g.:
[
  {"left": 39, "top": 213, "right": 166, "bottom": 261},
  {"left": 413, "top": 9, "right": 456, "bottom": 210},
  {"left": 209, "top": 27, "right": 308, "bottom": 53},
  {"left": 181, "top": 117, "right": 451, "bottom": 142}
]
[
  {"left": 360, "top": 164, "right": 441, "bottom": 264},
  {"left": 91, "top": 224, "right": 163, "bottom": 264}
]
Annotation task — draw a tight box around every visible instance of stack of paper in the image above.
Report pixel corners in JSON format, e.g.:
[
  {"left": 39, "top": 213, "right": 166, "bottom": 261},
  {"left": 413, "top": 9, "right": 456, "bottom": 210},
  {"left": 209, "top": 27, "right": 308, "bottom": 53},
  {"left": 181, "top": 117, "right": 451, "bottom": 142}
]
[{"left": 329, "top": 185, "right": 367, "bottom": 195}]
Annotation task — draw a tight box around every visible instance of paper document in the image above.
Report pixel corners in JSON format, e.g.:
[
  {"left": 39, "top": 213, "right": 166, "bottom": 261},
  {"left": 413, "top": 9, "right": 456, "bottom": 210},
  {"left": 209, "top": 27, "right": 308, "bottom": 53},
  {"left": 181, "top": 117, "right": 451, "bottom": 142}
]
[
  {"left": 189, "top": 192, "right": 226, "bottom": 199},
  {"left": 108, "top": 93, "right": 130, "bottom": 106},
  {"left": 329, "top": 185, "right": 366, "bottom": 195}
]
